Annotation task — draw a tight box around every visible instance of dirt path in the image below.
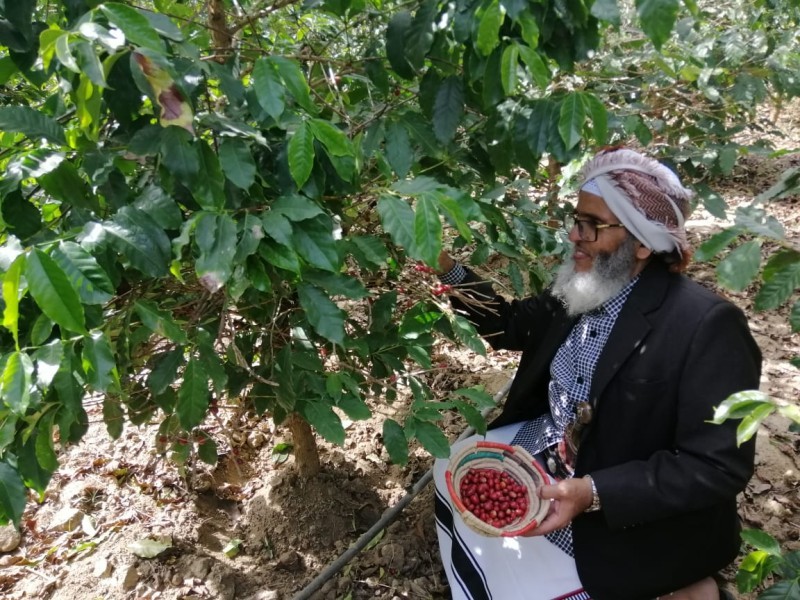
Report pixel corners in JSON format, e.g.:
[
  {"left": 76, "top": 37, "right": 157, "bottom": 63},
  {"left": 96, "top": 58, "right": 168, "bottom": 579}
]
[{"left": 1, "top": 108, "right": 799, "bottom": 600}]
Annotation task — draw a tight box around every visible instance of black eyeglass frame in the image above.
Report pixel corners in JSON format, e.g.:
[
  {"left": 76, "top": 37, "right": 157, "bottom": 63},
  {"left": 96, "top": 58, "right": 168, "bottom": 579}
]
[{"left": 563, "top": 213, "right": 626, "bottom": 242}]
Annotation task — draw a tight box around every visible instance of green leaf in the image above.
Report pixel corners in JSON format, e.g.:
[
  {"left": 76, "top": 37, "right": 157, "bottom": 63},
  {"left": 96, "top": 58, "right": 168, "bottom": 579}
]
[
  {"left": 406, "top": 0, "right": 436, "bottom": 69},
  {"left": 382, "top": 418, "right": 409, "bottom": 464},
  {"left": 34, "top": 413, "right": 58, "bottom": 473},
  {"left": 159, "top": 126, "right": 198, "bottom": 178},
  {"left": 309, "top": 119, "right": 352, "bottom": 157},
  {"left": 82, "top": 331, "right": 116, "bottom": 392},
  {"left": 195, "top": 213, "right": 238, "bottom": 293},
  {"left": 270, "top": 56, "right": 316, "bottom": 114},
  {"left": 741, "top": 529, "right": 782, "bottom": 556},
  {"left": 711, "top": 390, "right": 772, "bottom": 423},
  {"left": 177, "top": 358, "right": 210, "bottom": 430},
  {"left": 558, "top": 93, "right": 585, "bottom": 150},
  {"left": 737, "top": 403, "right": 775, "bottom": 446},
  {"left": 253, "top": 57, "right": 285, "bottom": 120},
  {"left": 105, "top": 207, "right": 171, "bottom": 278},
  {"left": 636, "top": 0, "right": 680, "bottom": 50},
  {"left": 581, "top": 92, "right": 608, "bottom": 147},
  {"left": 292, "top": 215, "right": 341, "bottom": 272},
  {"left": 2, "top": 351, "right": 33, "bottom": 414},
  {"left": 193, "top": 142, "right": 226, "bottom": 210},
  {"left": 735, "top": 206, "right": 785, "bottom": 240},
  {"left": 261, "top": 212, "right": 294, "bottom": 247},
  {"left": 791, "top": 300, "right": 800, "bottom": 333},
  {"left": 147, "top": 349, "right": 184, "bottom": 396},
  {"left": 103, "top": 395, "right": 124, "bottom": 439},
  {"left": 694, "top": 228, "right": 740, "bottom": 261},
  {"left": 453, "top": 386, "right": 497, "bottom": 409},
  {"left": 476, "top": 0, "right": 503, "bottom": 57},
  {"left": 297, "top": 284, "right": 346, "bottom": 344},
  {"left": 272, "top": 195, "right": 324, "bottom": 222},
  {"left": 386, "top": 12, "right": 415, "bottom": 79},
  {"left": 26, "top": 249, "right": 87, "bottom": 335},
  {"left": 219, "top": 139, "right": 256, "bottom": 190},
  {"left": 754, "top": 251, "right": 800, "bottom": 311},
  {"left": 337, "top": 394, "right": 372, "bottom": 421},
  {"left": 411, "top": 420, "right": 450, "bottom": 458},
  {"left": 2, "top": 256, "right": 24, "bottom": 349},
  {"left": 450, "top": 315, "right": 487, "bottom": 356},
  {"left": 134, "top": 300, "right": 189, "bottom": 344},
  {"left": 288, "top": 121, "right": 315, "bottom": 189},
  {"left": 0, "top": 462, "right": 26, "bottom": 526},
  {"left": 347, "top": 236, "right": 388, "bottom": 269},
  {"left": 0, "top": 106, "right": 66, "bottom": 145},
  {"left": 414, "top": 194, "right": 442, "bottom": 266},
  {"left": 302, "top": 401, "right": 345, "bottom": 445},
  {"left": 516, "top": 44, "right": 549, "bottom": 89},
  {"left": 591, "top": 0, "right": 621, "bottom": 25},
  {"left": 74, "top": 41, "right": 106, "bottom": 88},
  {"left": 377, "top": 195, "right": 416, "bottom": 253},
  {"left": 100, "top": 3, "right": 165, "bottom": 51},
  {"left": 50, "top": 242, "right": 114, "bottom": 306},
  {"left": 259, "top": 240, "right": 300, "bottom": 274},
  {"left": 385, "top": 120, "right": 413, "bottom": 178},
  {"left": 500, "top": 44, "right": 519, "bottom": 96},
  {"left": 196, "top": 431, "right": 218, "bottom": 465},
  {"left": 695, "top": 184, "right": 728, "bottom": 220},
  {"left": 433, "top": 76, "right": 464, "bottom": 144},
  {"left": 716, "top": 241, "right": 761, "bottom": 292},
  {"left": 301, "top": 270, "right": 368, "bottom": 299}
]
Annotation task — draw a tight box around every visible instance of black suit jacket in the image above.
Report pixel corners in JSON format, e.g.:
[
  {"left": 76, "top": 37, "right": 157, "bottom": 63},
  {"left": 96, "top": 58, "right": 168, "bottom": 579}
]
[{"left": 451, "top": 261, "right": 762, "bottom": 600}]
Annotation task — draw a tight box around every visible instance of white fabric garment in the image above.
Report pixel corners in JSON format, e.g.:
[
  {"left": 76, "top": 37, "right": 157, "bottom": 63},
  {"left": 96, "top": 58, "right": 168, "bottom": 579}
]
[{"left": 434, "top": 422, "right": 589, "bottom": 600}]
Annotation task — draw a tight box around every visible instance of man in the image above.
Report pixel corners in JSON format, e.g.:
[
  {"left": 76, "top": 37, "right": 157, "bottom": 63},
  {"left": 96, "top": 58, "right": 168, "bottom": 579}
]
[{"left": 432, "top": 148, "right": 761, "bottom": 600}]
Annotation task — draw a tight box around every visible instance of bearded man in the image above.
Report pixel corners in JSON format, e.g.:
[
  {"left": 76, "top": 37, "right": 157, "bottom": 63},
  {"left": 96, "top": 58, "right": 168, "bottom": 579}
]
[{"left": 431, "top": 148, "right": 761, "bottom": 600}]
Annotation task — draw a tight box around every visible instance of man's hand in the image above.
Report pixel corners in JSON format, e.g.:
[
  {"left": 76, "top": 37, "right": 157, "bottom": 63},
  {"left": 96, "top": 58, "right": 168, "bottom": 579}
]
[
  {"left": 437, "top": 251, "right": 455, "bottom": 274},
  {"left": 523, "top": 477, "right": 594, "bottom": 536}
]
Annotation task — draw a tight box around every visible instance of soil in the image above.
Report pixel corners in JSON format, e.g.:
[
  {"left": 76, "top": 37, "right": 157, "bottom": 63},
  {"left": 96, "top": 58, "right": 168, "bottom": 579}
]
[{"left": 2, "top": 105, "right": 799, "bottom": 600}]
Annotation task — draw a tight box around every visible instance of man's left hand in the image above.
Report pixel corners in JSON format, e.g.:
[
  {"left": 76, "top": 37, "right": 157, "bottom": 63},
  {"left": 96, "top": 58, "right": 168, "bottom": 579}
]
[{"left": 522, "top": 477, "right": 594, "bottom": 536}]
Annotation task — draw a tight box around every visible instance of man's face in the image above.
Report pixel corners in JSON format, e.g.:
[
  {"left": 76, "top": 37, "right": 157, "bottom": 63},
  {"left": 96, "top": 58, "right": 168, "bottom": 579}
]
[
  {"left": 553, "top": 190, "right": 652, "bottom": 316},
  {"left": 568, "top": 190, "right": 633, "bottom": 273}
]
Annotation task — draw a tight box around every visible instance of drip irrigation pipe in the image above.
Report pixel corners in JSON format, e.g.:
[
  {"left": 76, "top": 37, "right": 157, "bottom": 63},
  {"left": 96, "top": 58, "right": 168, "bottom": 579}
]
[{"left": 292, "top": 377, "right": 515, "bottom": 600}]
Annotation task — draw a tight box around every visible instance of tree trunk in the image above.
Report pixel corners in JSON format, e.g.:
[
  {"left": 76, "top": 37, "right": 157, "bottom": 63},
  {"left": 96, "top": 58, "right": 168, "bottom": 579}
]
[{"left": 287, "top": 413, "right": 320, "bottom": 478}]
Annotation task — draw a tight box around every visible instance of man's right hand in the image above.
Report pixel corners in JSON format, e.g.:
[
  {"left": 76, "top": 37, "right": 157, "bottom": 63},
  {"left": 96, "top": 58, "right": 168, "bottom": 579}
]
[{"left": 437, "top": 251, "right": 455, "bottom": 274}]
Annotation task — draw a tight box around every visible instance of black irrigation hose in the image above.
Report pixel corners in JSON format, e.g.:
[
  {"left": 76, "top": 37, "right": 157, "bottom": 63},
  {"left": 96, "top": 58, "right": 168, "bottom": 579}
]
[{"left": 292, "top": 377, "right": 515, "bottom": 600}]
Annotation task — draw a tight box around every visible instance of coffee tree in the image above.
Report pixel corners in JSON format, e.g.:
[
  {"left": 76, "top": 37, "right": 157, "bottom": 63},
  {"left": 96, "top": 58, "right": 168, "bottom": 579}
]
[{"left": 0, "top": 0, "right": 798, "bottom": 528}]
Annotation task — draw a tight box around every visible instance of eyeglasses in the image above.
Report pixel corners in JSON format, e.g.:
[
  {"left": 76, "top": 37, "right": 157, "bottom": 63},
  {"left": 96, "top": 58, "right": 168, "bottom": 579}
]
[{"left": 563, "top": 213, "right": 626, "bottom": 242}]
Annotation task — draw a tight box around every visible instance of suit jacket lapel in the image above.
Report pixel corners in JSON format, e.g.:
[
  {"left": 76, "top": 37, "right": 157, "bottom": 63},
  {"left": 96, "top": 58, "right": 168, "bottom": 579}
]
[{"left": 589, "top": 263, "right": 672, "bottom": 406}]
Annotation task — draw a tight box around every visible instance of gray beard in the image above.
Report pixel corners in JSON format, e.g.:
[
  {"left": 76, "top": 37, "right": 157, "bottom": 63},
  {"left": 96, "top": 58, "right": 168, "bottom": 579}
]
[{"left": 552, "top": 237, "right": 638, "bottom": 316}]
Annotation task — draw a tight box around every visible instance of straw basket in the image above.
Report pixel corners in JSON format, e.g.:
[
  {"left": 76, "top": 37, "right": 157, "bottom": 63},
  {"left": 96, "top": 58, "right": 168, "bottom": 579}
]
[{"left": 445, "top": 441, "right": 550, "bottom": 537}]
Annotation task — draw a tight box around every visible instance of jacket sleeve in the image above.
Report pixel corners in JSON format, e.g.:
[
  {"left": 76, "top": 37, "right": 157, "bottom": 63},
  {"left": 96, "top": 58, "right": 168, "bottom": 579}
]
[
  {"left": 594, "top": 301, "right": 761, "bottom": 529},
  {"left": 449, "top": 267, "right": 561, "bottom": 352}
]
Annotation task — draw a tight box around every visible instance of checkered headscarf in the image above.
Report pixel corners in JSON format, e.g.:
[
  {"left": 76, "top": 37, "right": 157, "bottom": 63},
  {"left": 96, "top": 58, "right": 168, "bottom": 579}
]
[{"left": 579, "top": 148, "right": 694, "bottom": 256}]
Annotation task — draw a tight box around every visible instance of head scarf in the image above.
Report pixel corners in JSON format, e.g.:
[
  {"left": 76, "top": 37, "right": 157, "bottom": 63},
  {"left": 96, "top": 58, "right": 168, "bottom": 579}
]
[{"left": 578, "top": 148, "right": 694, "bottom": 255}]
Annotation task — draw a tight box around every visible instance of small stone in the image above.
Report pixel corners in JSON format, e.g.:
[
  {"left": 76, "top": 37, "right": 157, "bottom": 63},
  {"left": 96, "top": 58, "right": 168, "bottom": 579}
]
[
  {"left": 243, "top": 590, "right": 280, "bottom": 600},
  {"left": 170, "top": 572, "right": 183, "bottom": 586},
  {"left": 49, "top": 507, "right": 85, "bottom": 532},
  {"left": 0, "top": 554, "right": 21, "bottom": 567},
  {"left": 378, "top": 542, "right": 405, "bottom": 570},
  {"left": 276, "top": 550, "right": 303, "bottom": 572},
  {"left": 248, "top": 432, "right": 266, "bottom": 448},
  {"left": 120, "top": 564, "right": 139, "bottom": 590},
  {"left": 186, "top": 556, "right": 212, "bottom": 579},
  {"left": 92, "top": 556, "right": 113, "bottom": 578},
  {"left": 0, "top": 523, "right": 21, "bottom": 552}
]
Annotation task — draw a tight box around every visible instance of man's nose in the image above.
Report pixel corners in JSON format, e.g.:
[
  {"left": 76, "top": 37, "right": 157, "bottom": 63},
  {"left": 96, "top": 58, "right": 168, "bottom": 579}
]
[{"left": 567, "top": 223, "right": 582, "bottom": 243}]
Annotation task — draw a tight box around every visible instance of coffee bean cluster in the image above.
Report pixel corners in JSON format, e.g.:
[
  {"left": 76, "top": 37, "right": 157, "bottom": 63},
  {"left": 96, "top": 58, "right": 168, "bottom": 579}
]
[{"left": 459, "top": 467, "right": 529, "bottom": 528}]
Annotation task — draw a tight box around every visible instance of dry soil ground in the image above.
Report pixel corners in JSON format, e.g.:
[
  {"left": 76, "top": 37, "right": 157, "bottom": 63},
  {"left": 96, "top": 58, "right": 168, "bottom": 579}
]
[{"left": 1, "top": 109, "right": 799, "bottom": 600}]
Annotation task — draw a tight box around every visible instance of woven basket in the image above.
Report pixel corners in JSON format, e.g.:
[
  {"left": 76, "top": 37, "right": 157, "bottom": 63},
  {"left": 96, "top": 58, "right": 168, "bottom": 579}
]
[{"left": 445, "top": 441, "right": 550, "bottom": 537}]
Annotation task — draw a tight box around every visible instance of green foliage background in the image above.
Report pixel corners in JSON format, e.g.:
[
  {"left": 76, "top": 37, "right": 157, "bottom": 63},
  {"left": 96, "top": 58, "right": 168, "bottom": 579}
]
[{"left": 0, "top": 0, "right": 798, "bottom": 558}]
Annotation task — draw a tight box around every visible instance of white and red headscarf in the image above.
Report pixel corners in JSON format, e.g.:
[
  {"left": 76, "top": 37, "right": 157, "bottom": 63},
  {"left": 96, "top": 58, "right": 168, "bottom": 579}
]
[{"left": 578, "top": 148, "right": 695, "bottom": 256}]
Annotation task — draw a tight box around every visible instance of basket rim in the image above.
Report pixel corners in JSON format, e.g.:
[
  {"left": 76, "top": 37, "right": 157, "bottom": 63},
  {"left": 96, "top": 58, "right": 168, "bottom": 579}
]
[{"left": 445, "top": 441, "right": 551, "bottom": 536}]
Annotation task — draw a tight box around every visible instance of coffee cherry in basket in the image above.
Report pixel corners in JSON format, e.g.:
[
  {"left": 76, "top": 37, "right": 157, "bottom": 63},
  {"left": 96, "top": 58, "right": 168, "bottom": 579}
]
[{"left": 459, "top": 467, "right": 529, "bottom": 529}]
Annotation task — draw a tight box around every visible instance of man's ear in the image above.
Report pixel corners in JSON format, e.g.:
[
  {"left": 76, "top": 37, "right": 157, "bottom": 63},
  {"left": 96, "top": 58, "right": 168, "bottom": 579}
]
[{"left": 635, "top": 244, "right": 653, "bottom": 261}]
